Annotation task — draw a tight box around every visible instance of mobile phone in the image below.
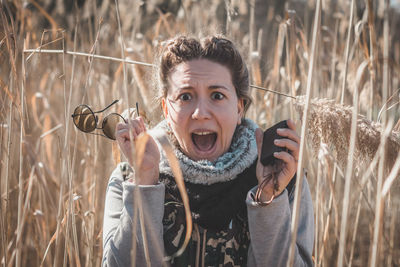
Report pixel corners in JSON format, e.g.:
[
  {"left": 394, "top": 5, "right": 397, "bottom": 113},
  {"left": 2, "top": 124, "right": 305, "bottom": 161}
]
[{"left": 260, "top": 120, "right": 288, "bottom": 166}]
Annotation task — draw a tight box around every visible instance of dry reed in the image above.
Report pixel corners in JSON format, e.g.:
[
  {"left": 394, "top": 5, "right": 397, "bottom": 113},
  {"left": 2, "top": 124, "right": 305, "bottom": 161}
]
[
  {"left": 295, "top": 97, "right": 400, "bottom": 173},
  {"left": 1, "top": 1, "right": 400, "bottom": 266},
  {"left": 288, "top": 0, "right": 321, "bottom": 265}
]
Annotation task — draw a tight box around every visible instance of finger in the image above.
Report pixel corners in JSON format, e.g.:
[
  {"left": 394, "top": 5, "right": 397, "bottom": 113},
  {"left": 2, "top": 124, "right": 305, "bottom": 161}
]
[
  {"left": 128, "top": 119, "right": 142, "bottom": 131},
  {"left": 116, "top": 128, "right": 137, "bottom": 142},
  {"left": 276, "top": 127, "right": 300, "bottom": 144},
  {"left": 287, "top": 119, "right": 297, "bottom": 131},
  {"left": 274, "top": 139, "right": 299, "bottom": 159},
  {"left": 115, "top": 122, "right": 126, "bottom": 141},
  {"left": 116, "top": 121, "right": 139, "bottom": 133},
  {"left": 115, "top": 123, "right": 130, "bottom": 140},
  {"left": 121, "top": 108, "right": 136, "bottom": 120},
  {"left": 123, "top": 119, "right": 143, "bottom": 138},
  {"left": 138, "top": 117, "right": 146, "bottom": 133},
  {"left": 274, "top": 151, "right": 297, "bottom": 168},
  {"left": 116, "top": 121, "right": 140, "bottom": 140},
  {"left": 116, "top": 122, "right": 127, "bottom": 131}
]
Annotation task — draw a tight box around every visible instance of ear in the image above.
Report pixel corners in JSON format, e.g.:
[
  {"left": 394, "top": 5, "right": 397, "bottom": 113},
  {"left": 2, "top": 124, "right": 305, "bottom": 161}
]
[
  {"left": 162, "top": 98, "right": 168, "bottom": 119},
  {"left": 237, "top": 98, "right": 244, "bottom": 125}
]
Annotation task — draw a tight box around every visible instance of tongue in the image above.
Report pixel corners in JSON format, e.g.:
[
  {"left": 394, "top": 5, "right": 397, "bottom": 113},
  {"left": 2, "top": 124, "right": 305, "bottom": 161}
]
[{"left": 192, "top": 133, "right": 216, "bottom": 151}]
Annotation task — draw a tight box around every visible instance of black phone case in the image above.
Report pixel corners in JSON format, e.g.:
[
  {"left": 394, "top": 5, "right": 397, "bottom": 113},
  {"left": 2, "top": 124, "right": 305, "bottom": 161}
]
[{"left": 260, "top": 120, "right": 288, "bottom": 166}]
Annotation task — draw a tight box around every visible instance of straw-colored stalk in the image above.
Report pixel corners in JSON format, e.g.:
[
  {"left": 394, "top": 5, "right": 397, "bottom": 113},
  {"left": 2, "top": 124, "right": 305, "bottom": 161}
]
[
  {"left": 16, "top": 165, "right": 36, "bottom": 261},
  {"left": 61, "top": 25, "right": 81, "bottom": 267},
  {"left": 53, "top": 144, "right": 65, "bottom": 267},
  {"left": 134, "top": 134, "right": 167, "bottom": 265},
  {"left": 114, "top": 0, "right": 150, "bottom": 265},
  {"left": 329, "top": 18, "right": 339, "bottom": 100},
  {"left": 64, "top": 135, "right": 80, "bottom": 267},
  {"left": 54, "top": 28, "right": 75, "bottom": 267},
  {"left": 285, "top": 10, "right": 297, "bottom": 119},
  {"left": 224, "top": 0, "right": 232, "bottom": 33},
  {"left": 314, "top": 144, "right": 322, "bottom": 265},
  {"left": 387, "top": 196, "right": 398, "bottom": 266},
  {"left": 82, "top": 19, "right": 103, "bottom": 98},
  {"left": 339, "top": 45, "right": 359, "bottom": 267},
  {"left": 287, "top": 0, "right": 321, "bottom": 265},
  {"left": 23, "top": 49, "right": 154, "bottom": 67},
  {"left": 0, "top": 147, "right": 5, "bottom": 265},
  {"left": 248, "top": 0, "right": 256, "bottom": 121},
  {"left": 81, "top": 19, "right": 105, "bottom": 267},
  {"left": 2, "top": 85, "right": 13, "bottom": 267},
  {"left": 340, "top": 0, "right": 355, "bottom": 104},
  {"left": 85, "top": 136, "right": 98, "bottom": 267},
  {"left": 381, "top": 153, "right": 400, "bottom": 199},
  {"left": 316, "top": 144, "right": 337, "bottom": 266},
  {"left": 367, "top": 0, "right": 376, "bottom": 120},
  {"left": 15, "top": 40, "right": 26, "bottom": 267},
  {"left": 0, "top": 6, "right": 18, "bottom": 78},
  {"left": 249, "top": 0, "right": 255, "bottom": 55},
  {"left": 130, "top": 58, "right": 155, "bottom": 114},
  {"left": 152, "top": 132, "right": 193, "bottom": 262},
  {"left": 370, "top": 0, "right": 390, "bottom": 265},
  {"left": 348, "top": 190, "right": 362, "bottom": 267}
]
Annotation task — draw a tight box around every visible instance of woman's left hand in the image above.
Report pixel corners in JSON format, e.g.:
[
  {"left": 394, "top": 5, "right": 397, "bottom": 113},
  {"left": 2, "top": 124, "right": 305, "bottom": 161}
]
[{"left": 255, "top": 119, "right": 300, "bottom": 202}]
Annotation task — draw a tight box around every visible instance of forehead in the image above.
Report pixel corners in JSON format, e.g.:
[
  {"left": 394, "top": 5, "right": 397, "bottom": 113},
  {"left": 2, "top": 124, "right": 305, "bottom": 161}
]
[{"left": 169, "top": 59, "right": 233, "bottom": 88}]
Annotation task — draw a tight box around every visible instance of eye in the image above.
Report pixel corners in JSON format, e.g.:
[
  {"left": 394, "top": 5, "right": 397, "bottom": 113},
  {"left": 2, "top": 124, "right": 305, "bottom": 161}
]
[
  {"left": 178, "top": 93, "right": 192, "bottom": 101},
  {"left": 211, "top": 92, "right": 225, "bottom": 100}
]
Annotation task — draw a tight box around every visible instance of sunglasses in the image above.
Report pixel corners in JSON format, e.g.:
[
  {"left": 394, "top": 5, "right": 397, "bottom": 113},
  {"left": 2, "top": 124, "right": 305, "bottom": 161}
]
[{"left": 71, "top": 100, "right": 130, "bottom": 140}]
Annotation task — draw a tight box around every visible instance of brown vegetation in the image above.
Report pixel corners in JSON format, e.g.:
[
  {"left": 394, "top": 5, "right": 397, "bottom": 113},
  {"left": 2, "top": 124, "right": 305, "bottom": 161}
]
[{"left": 1, "top": 0, "right": 400, "bottom": 266}]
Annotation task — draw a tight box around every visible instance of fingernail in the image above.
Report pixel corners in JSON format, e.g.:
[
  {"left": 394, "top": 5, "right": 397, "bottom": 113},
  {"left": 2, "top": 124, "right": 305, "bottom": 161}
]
[
  {"left": 274, "top": 152, "right": 278, "bottom": 156},
  {"left": 274, "top": 139, "right": 279, "bottom": 144}
]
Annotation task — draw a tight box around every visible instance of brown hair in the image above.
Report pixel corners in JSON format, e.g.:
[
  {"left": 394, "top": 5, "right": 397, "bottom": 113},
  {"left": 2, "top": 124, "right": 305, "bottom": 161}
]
[{"left": 156, "top": 35, "right": 252, "bottom": 113}]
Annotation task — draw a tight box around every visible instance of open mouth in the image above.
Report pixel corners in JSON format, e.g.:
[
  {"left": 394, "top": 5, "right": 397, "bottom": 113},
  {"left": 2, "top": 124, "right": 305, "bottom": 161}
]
[{"left": 191, "top": 131, "right": 217, "bottom": 152}]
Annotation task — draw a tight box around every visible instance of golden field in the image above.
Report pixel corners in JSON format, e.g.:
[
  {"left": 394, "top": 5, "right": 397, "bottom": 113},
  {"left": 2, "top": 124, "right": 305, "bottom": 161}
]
[{"left": 1, "top": 0, "right": 400, "bottom": 266}]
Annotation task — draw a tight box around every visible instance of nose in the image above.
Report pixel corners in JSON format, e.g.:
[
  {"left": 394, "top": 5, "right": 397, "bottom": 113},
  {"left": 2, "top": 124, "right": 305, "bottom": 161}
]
[{"left": 191, "top": 99, "right": 211, "bottom": 120}]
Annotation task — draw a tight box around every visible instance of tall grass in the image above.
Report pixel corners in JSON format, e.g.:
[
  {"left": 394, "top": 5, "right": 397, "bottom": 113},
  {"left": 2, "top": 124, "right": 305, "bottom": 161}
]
[{"left": 1, "top": 0, "right": 400, "bottom": 266}]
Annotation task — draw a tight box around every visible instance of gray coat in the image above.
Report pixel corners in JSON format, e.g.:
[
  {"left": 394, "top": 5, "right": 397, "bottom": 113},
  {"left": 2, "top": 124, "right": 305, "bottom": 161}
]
[{"left": 102, "top": 163, "right": 314, "bottom": 267}]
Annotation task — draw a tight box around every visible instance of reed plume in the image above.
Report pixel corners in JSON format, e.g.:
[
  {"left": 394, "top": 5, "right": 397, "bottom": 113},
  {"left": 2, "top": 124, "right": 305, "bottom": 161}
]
[{"left": 295, "top": 96, "right": 400, "bottom": 173}]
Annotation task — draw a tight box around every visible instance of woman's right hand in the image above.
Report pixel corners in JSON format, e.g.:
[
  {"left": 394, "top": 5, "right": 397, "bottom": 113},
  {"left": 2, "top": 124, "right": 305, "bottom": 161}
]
[{"left": 115, "top": 117, "right": 160, "bottom": 185}]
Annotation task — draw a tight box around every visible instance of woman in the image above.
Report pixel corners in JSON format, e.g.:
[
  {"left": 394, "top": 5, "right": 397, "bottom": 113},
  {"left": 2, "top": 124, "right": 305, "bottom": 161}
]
[{"left": 102, "top": 35, "right": 314, "bottom": 266}]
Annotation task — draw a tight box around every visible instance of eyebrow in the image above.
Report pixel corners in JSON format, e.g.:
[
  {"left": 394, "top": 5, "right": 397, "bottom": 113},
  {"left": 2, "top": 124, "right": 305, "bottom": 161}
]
[
  {"left": 178, "top": 85, "right": 229, "bottom": 91},
  {"left": 209, "top": 85, "right": 229, "bottom": 90}
]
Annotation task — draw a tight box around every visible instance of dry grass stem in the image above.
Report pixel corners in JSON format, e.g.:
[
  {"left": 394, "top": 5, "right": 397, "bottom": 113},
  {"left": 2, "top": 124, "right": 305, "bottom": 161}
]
[
  {"left": 154, "top": 132, "right": 193, "bottom": 261},
  {"left": 287, "top": 0, "right": 321, "bottom": 265},
  {"left": 340, "top": 0, "right": 355, "bottom": 104},
  {"left": 23, "top": 49, "right": 154, "bottom": 67},
  {"left": 337, "top": 51, "right": 359, "bottom": 267}
]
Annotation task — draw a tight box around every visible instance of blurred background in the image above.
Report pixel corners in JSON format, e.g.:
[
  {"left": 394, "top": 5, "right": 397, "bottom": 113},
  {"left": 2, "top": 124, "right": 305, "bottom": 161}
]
[{"left": 1, "top": 0, "right": 400, "bottom": 266}]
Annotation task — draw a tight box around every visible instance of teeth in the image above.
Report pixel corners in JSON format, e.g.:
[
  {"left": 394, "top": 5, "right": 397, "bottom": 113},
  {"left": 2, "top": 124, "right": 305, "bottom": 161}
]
[{"left": 193, "top": 131, "right": 213, "bottom": 135}]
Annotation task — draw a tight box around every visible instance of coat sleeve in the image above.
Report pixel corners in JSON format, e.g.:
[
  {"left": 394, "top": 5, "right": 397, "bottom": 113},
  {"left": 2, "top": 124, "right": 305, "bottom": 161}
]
[
  {"left": 246, "top": 177, "right": 314, "bottom": 267},
  {"left": 102, "top": 164, "right": 166, "bottom": 267}
]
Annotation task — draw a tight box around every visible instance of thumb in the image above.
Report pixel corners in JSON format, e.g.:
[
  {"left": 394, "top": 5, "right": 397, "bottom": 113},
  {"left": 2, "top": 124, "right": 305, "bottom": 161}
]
[
  {"left": 255, "top": 128, "right": 263, "bottom": 160},
  {"left": 138, "top": 116, "right": 147, "bottom": 133}
]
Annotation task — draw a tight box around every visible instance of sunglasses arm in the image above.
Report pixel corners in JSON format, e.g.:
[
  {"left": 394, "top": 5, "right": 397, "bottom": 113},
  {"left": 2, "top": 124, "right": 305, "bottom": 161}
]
[{"left": 94, "top": 99, "right": 119, "bottom": 114}]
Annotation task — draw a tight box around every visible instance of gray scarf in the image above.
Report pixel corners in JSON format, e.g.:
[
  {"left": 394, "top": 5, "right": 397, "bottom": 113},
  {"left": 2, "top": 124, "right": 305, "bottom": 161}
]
[{"left": 149, "top": 118, "right": 258, "bottom": 185}]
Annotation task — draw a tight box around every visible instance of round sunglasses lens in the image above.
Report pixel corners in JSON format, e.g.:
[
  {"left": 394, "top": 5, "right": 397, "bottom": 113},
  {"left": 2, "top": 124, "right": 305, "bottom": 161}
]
[
  {"left": 73, "top": 106, "right": 96, "bottom": 132},
  {"left": 103, "top": 114, "right": 125, "bottom": 140}
]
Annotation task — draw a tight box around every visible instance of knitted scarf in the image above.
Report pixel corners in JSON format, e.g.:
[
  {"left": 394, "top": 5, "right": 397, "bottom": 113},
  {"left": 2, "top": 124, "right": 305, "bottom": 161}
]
[
  {"left": 152, "top": 118, "right": 259, "bottom": 184},
  {"left": 150, "top": 118, "right": 259, "bottom": 231}
]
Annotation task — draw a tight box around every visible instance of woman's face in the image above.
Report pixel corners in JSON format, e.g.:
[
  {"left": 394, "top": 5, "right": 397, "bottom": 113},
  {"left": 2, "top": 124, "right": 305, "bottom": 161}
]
[{"left": 162, "top": 59, "right": 244, "bottom": 162}]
